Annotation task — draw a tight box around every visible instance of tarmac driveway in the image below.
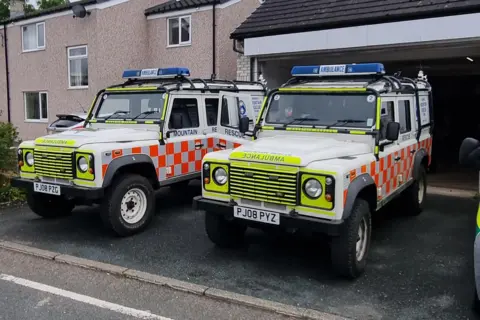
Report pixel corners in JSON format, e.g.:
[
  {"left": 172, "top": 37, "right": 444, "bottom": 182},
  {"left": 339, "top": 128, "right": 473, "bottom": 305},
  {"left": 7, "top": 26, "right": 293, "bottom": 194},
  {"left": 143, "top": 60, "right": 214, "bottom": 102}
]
[{"left": 0, "top": 183, "right": 477, "bottom": 320}]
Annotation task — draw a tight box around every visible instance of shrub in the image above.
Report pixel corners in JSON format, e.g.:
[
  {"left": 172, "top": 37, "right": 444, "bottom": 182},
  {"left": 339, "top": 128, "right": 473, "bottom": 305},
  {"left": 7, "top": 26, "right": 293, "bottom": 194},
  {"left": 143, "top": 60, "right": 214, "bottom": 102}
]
[{"left": 0, "top": 122, "right": 25, "bottom": 204}]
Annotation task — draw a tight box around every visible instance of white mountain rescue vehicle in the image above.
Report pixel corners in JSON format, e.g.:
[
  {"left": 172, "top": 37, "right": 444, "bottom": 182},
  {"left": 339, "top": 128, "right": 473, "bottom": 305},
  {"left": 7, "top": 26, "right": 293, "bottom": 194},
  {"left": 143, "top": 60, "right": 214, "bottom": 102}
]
[
  {"left": 12, "top": 67, "right": 266, "bottom": 237},
  {"left": 193, "top": 63, "right": 434, "bottom": 278}
]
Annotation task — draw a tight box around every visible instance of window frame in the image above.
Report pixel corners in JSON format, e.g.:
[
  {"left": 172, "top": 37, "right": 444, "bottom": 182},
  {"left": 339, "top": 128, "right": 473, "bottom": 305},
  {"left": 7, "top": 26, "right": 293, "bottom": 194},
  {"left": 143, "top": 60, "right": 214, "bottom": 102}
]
[
  {"left": 397, "top": 99, "right": 412, "bottom": 134},
  {"left": 22, "top": 22, "right": 45, "bottom": 52},
  {"left": 167, "top": 97, "right": 200, "bottom": 130},
  {"left": 24, "top": 91, "right": 48, "bottom": 122},
  {"left": 67, "top": 45, "right": 89, "bottom": 89},
  {"left": 205, "top": 98, "right": 219, "bottom": 127},
  {"left": 167, "top": 15, "right": 192, "bottom": 47}
]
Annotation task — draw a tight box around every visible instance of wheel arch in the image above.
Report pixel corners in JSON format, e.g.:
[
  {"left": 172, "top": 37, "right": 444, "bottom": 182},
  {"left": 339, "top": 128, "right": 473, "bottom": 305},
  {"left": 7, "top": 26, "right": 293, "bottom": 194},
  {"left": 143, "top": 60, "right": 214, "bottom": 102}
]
[
  {"left": 342, "top": 174, "right": 377, "bottom": 220},
  {"left": 102, "top": 154, "right": 160, "bottom": 189},
  {"left": 413, "top": 148, "right": 429, "bottom": 180}
]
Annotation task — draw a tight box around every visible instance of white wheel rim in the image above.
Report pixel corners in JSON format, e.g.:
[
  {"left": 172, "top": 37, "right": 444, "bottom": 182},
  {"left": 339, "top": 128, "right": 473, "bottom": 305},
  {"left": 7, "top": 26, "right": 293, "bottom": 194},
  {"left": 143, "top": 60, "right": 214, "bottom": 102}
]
[
  {"left": 418, "top": 178, "right": 425, "bottom": 204},
  {"left": 356, "top": 217, "right": 368, "bottom": 262},
  {"left": 120, "top": 188, "right": 147, "bottom": 224}
]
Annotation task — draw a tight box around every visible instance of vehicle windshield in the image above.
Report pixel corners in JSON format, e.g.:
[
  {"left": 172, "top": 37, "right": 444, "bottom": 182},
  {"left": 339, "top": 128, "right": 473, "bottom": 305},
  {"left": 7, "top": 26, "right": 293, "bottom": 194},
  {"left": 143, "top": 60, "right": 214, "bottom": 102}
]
[
  {"left": 94, "top": 92, "right": 165, "bottom": 120},
  {"left": 265, "top": 92, "right": 377, "bottom": 128}
]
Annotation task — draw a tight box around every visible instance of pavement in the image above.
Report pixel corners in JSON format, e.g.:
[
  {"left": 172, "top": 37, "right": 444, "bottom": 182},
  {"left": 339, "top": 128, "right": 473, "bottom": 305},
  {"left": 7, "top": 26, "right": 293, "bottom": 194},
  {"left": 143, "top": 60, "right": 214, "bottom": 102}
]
[
  {"left": 0, "top": 182, "right": 479, "bottom": 320},
  {"left": 0, "top": 248, "right": 298, "bottom": 320}
]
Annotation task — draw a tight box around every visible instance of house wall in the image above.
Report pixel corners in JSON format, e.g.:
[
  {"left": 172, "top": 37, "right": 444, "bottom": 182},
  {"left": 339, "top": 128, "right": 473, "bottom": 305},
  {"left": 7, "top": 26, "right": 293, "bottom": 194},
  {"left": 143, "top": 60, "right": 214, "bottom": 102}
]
[
  {"left": 2, "top": 0, "right": 258, "bottom": 140},
  {"left": 216, "top": 0, "right": 259, "bottom": 80},
  {"left": 147, "top": 10, "right": 214, "bottom": 78}
]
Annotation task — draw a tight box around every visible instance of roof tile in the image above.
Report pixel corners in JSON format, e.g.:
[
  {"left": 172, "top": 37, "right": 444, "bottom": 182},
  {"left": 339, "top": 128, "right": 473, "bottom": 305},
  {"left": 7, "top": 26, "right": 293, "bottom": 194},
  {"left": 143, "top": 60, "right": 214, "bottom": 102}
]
[
  {"left": 231, "top": 0, "right": 480, "bottom": 39},
  {"left": 145, "top": 0, "right": 231, "bottom": 16}
]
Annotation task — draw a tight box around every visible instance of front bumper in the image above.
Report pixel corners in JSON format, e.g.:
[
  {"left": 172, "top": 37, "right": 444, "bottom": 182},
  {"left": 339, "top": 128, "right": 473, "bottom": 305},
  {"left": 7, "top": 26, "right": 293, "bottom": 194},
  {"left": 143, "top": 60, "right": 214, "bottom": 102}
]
[
  {"left": 193, "top": 196, "right": 343, "bottom": 236},
  {"left": 11, "top": 177, "right": 105, "bottom": 200}
]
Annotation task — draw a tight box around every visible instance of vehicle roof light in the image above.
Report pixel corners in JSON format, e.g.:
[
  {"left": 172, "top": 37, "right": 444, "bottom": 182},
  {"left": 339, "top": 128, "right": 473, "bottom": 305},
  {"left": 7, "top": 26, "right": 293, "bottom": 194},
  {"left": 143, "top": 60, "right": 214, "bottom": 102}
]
[
  {"left": 122, "top": 67, "right": 190, "bottom": 79},
  {"left": 291, "top": 63, "right": 385, "bottom": 77}
]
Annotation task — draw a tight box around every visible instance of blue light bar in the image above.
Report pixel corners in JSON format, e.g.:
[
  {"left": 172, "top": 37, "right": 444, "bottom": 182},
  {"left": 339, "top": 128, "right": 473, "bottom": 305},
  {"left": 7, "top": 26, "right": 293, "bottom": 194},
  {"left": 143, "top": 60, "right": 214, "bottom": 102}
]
[
  {"left": 291, "top": 63, "right": 385, "bottom": 77},
  {"left": 122, "top": 67, "right": 190, "bottom": 79}
]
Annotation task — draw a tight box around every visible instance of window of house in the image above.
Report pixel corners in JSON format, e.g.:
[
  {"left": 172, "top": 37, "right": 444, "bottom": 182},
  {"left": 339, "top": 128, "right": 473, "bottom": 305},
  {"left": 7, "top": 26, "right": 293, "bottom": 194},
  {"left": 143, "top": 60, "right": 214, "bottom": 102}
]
[
  {"left": 167, "top": 16, "right": 191, "bottom": 46},
  {"left": 205, "top": 98, "right": 219, "bottom": 126},
  {"left": 22, "top": 22, "right": 45, "bottom": 52},
  {"left": 398, "top": 100, "right": 412, "bottom": 133},
  {"left": 169, "top": 98, "right": 199, "bottom": 129},
  {"left": 68, "top": 46, "right": 88, "bottom": 88},
  {"left": 24, "top": 92, "right": 48, "bottom": 121}
]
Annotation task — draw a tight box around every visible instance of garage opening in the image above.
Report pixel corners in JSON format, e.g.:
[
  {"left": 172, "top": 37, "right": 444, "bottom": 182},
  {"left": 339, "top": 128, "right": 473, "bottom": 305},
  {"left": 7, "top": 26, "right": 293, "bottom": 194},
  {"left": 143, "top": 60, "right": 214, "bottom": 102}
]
[{"left": 258, "top": 51, "right": 480, "bottom": 191}]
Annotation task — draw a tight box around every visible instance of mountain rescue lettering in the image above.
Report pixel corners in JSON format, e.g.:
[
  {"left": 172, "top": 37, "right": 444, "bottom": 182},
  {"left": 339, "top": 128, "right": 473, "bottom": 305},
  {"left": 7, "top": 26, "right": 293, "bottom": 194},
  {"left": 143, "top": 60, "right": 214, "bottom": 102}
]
[{"left": 173, "top": 129, "right": 198, "bottom": 137}]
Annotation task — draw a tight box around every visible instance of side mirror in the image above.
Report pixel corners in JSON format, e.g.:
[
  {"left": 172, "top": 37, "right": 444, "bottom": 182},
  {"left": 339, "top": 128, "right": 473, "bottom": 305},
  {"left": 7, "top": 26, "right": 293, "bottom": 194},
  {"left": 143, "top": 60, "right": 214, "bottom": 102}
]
[
  {"left": 459, "top": 137, "right": 480, "bottom": 170},
  {"left": 171, "top": 114, "right": 183, "bottom": 129},
  {"left": 386, "top": 122, "right": 400, "bottom": 141},
  {"left": 239, "top": 116, "right": 249, "bottom": 134}
]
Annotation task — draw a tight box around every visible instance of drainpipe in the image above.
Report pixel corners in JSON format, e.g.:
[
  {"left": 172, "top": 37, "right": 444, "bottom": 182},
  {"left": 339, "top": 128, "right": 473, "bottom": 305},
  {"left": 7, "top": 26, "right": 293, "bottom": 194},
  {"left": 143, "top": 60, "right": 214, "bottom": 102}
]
[
  {"left": 3, "top": 24, "right": 11, "bottom": 123},
  {"left": 212, "top": 1, "right": 216, "bottom": 79}
]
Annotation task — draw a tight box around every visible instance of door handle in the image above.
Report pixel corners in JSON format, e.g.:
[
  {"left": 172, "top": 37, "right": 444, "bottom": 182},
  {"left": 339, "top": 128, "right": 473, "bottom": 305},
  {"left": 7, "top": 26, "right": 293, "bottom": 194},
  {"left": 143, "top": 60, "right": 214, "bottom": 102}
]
[
  {"left": 410, "top": 149, "right": 416, "bottom": 154},
  {"left": 394, "top": 156, "right": 402, "bottom": 162},
  {"left": 217, "top": 143, "right": 226, "bottom": 149},
  {"left": 195, "top": 144, "right": 204, "bottom": 149}
]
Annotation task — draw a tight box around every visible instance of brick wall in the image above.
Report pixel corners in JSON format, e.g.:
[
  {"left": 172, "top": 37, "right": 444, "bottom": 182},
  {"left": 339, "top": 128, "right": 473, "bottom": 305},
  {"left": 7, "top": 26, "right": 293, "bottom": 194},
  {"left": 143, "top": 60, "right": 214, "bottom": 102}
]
[{"left": 236, "top": 54, "right": 251, "bottom": 81}]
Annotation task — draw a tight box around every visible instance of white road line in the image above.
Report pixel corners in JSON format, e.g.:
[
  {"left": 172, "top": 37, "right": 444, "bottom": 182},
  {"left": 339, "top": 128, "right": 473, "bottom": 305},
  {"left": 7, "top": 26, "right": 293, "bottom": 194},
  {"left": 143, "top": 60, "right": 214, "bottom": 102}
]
[{"left": 0, "top": 274, "right": 173, "bottom": 320}]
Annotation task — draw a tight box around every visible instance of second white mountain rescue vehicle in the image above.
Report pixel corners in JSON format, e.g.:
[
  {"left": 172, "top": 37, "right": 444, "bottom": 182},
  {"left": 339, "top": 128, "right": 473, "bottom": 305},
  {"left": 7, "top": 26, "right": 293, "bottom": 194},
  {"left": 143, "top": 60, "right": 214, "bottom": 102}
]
[
  {"left": 193, "top": 63, "right": 434, "bottom": 279},
  {"left": 11, "top": 67, "right": 266, "bottom": 237}
]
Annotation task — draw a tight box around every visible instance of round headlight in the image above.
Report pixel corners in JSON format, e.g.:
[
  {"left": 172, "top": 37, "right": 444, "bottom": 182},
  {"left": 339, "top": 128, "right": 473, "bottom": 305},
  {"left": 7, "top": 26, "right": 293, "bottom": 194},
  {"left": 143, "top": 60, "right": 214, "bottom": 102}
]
[
  {"left": 304, "top": 178, "right": 323, "bottom": 198},
  {"left": 213, "top": 168, "right": 228, "bottom": 185},
  {"left": 25, "top": 152, "right": 34, "bottom": 166},
  {"left": 78, "top": 156, "right": 89, "bottom": 173}
]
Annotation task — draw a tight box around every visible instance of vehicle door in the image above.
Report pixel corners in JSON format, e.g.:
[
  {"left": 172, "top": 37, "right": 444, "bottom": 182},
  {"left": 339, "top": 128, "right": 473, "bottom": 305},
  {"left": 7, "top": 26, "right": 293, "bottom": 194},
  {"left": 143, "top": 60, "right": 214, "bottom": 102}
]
[
  {"left": 163, "top": 95, "right": 208, "bottom": 180},
  {"left": 215, "top": 91, "right": 255, "bottom": 151},
  {"left": 377, "top": 97, "right": 404, "bottom": 199},
  {"left": 395, "top": 96, "right": 417, "bottom": 184}
]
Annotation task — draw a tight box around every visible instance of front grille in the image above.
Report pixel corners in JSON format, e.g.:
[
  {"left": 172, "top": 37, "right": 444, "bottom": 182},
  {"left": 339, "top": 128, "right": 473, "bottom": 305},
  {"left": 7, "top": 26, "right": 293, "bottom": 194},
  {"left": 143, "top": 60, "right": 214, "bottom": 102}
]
[
  {"left": 34, "top": 149, "right": 74, "bottom": 179},
  {"left": 229, "top": 165, "right": 298, "bottom": 206}
]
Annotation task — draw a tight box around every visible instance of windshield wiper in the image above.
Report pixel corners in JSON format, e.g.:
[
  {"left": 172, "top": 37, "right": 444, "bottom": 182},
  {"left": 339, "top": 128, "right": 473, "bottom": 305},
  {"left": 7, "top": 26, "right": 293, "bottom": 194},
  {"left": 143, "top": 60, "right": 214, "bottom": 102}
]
[
  {"left": 103, "top": 111, "right": 129, "bottom": 121},
  {"left": 326, "top": 119, "right": 365, "bottom": 129},
  {"left": 283, "top": 117, "right": 319, "bottom": 128},
  {"left": 131, "top": 111, "right": 156, "bottom": 120}
]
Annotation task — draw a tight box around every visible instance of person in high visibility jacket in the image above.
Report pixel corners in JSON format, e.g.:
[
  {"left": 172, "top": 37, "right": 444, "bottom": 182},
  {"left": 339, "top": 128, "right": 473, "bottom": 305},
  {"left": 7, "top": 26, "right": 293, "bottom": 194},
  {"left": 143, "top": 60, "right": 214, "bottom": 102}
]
[{"left": 459, "top": 137, "right": 480, "bottom": 311}]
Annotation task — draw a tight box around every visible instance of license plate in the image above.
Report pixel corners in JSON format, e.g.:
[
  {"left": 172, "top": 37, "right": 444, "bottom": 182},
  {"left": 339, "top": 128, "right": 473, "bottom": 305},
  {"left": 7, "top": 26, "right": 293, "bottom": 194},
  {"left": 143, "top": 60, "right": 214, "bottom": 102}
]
[
  {"left": 233, "top": 206, "right": 280, "bottom": 225},
  {"left": 33, "top": 182, "right": 61, "bottom": 196}
]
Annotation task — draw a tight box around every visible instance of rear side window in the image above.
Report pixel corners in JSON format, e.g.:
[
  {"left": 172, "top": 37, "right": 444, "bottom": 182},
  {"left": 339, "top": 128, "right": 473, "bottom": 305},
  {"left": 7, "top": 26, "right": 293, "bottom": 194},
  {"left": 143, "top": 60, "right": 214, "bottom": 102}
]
[
  {"left": 205, "top": 98, "right": 219, "bottom": 126},
  {"left": 50, "top": 118, "right": 83, "bottom": 128},
  {"left": 398, "top": 100, "right": 412, "bottom": 133}
]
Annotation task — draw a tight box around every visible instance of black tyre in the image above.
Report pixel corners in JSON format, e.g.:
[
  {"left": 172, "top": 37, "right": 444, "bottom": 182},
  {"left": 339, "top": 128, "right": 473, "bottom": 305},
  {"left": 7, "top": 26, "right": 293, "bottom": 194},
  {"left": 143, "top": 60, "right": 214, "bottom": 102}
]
[
  {"left": 170, "top": 180, "right": 190, "bottom": 192},
  {"left": 331, "top": 198, "right": 372, "bottom": 279},
  {"left": 402, "top": 166, "right": 427, "bottom": 216},
  {"left": 474, "top": 289, "right": 480, "bottom": 312},
  {"left": 205, "top": 211, "right": 246, "bottom": 248},
  {"left": 101, "top": 174, "right": 155, "bottom": 237},
  {"left": 26, "top": 192, "right": 74, "bottom": 219}
]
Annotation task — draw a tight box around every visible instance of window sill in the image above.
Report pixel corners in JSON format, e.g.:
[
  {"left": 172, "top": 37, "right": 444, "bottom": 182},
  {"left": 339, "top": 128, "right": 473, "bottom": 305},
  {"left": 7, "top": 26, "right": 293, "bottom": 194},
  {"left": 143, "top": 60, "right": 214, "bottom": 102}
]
[
  {"left": 25, "top": 119, "right": 49, "bottom": 123},
  {"left": 22, "top": 48, "right": 46, "bottom": 53},
  {"left": 68, "top": 86, "right": 89, "bottom": 90},
  {"left": 167, "top": 43, "right": 192, "bottom": 49}
]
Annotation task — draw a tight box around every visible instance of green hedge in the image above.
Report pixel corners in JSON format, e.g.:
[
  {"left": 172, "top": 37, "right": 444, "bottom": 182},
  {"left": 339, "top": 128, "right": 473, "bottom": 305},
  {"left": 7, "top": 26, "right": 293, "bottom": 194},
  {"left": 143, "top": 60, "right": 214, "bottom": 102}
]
[{"left": 0, "top": 122, "right": 25, "bottom": 204}]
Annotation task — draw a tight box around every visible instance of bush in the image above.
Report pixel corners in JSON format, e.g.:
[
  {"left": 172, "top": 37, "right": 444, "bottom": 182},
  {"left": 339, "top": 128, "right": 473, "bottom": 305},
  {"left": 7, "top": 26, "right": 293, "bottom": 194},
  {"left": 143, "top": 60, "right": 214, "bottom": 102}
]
[{"left": 0, "top": 122, "right": 25, "bottom": 204}]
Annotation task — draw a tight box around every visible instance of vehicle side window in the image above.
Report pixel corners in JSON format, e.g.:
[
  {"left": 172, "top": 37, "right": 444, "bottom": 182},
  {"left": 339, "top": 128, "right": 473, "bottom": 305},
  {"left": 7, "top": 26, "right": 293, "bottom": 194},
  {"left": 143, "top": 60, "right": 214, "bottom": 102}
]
[
  {"left": 169, "top": 98, "right": 200, "bottom": 129},
  {"left": 205, "top": 98, "right": 219, "bottom": 126},
  {"left": 220, "top": 96, "right": 239, "bottom": 128},
  {"left": 380, "top": 101, "right": 395, "bottom": 140},
  {"left": 398, "top": 100, "right": 412, "bottom": 133}
]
